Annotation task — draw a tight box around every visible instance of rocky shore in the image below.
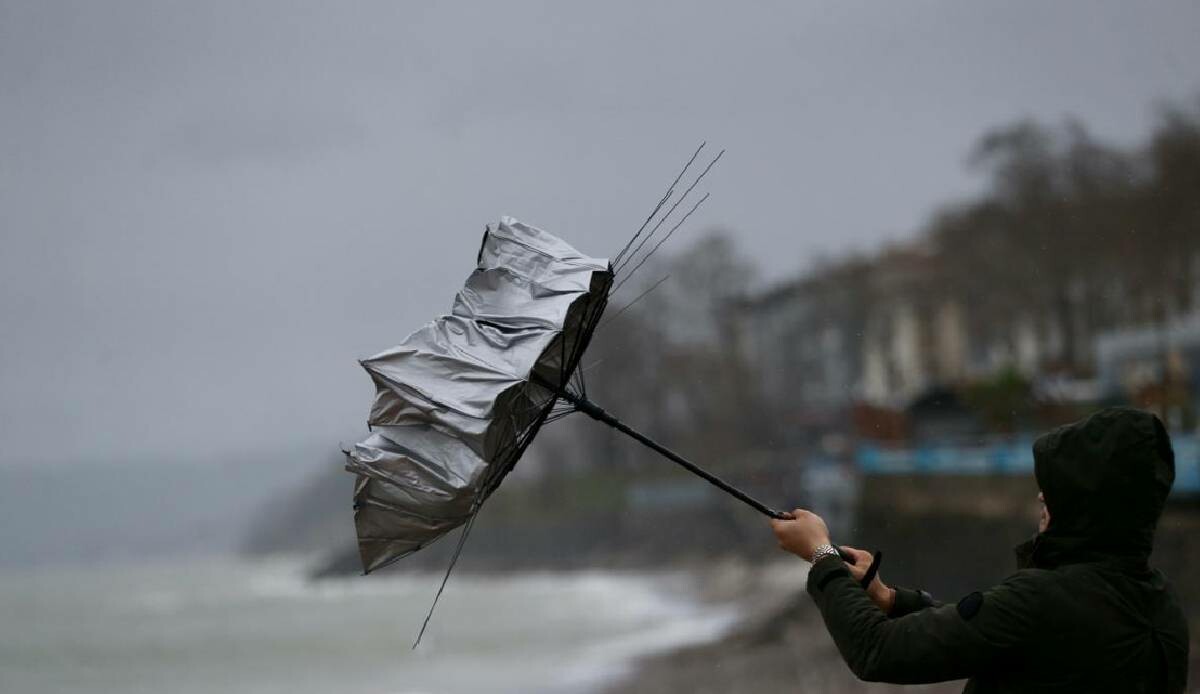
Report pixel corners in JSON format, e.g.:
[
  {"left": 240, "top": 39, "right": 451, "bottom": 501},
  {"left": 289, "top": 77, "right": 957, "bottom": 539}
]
[{"left": 602, "top": 559, "right": 963, "bottom": 694}]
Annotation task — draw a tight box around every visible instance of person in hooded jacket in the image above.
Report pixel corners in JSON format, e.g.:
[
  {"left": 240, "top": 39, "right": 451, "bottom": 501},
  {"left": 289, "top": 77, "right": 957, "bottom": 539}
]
[{"left": 770, "top": 407, "right": 1189, "bottom": 692}]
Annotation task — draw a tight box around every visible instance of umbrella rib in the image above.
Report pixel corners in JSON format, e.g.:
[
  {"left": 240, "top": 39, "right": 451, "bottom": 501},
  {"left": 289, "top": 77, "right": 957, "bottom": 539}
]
[
  {"left": 599, "top": 274, "right": 670, "bottom": 329},
  {"left": 410, "top": 392, "right": 552, "bottom": 649},
  {"left": 570, "top": 294, "right": 603, "bottom": 398},
  {"left": 612, "top": 142, "right": 706, "bottom": 267},
  {"left": 412, "top": 503, "right": 481, "bottom": 649},
  {"left": 545, "top": 410, "right": 576, "bottom": 425},
  {"left": 611, "top": 193, "right": 710, "bottom": 295},
  {"left": 570, "top": 367, "right": 585, "bottom": 399},
  {"left": 613, "top": 149, "right": 723, "bottom": 278},
  {"left": 577, "top": 358, "right": 606, "bottom": 378},
  {"left": 557, "top": 274, "right": 612, "bottom": 402},
  {"left": 410, "top": 355, "right": 571, "bottom": 647}
]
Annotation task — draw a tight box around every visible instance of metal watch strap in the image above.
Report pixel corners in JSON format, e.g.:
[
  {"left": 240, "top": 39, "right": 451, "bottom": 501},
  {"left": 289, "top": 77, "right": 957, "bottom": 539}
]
[
  {"left": 811, "top": 543, "right": 839, "bottom": 564},
  {"left": 812, "top": 544, "right": 887, "bottom": 589}
]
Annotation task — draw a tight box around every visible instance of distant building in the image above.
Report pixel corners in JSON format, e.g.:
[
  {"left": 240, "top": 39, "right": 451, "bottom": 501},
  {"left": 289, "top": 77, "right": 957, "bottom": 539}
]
[
  {"left": 860, "top": 245, "right": 968, "bottom": 407},
  {"left": 1096, "top": 312, "right": 1200, "bottom": 390},
  {"left": 735, "top": 262, "right": 870, "bottom": 422},
  {"left": 1095, "top": 312, "right": 1200, "bottom": 428},
  {"left": 736, "top": 239, "right": 1200, "bottom": 437}
]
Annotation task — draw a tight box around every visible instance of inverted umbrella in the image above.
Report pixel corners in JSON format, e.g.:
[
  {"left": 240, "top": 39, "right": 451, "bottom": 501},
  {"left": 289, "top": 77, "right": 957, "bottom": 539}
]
[
  {"left": 347, "top": 215, "right": 799, "bottom": 571},
  {"left": 346, "top": 217, "right": 614, "bottom": 574},
  {"left": 345, "top": 149, "right": 870, "bottom": 644}
]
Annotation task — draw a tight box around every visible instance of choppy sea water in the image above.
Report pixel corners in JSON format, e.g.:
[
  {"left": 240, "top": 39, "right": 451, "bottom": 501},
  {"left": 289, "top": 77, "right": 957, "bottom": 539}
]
[{"left": 0, "top": 557, "right": 739, "bottom": 694}]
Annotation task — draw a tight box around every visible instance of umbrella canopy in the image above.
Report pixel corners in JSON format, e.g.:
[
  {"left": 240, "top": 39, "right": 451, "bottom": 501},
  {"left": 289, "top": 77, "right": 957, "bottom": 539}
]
[{"left": 346, "top": 217, "right": 613, "bottom": 573}]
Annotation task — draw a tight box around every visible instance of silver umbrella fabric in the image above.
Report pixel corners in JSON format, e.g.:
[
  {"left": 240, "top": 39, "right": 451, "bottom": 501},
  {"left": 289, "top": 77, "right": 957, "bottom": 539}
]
[{"left": 345, "top": 217, "right": 613, "bottom": 573}]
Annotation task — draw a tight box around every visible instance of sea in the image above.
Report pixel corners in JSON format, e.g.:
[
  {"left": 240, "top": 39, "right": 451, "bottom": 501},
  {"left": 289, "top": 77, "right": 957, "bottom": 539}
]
[{"left": 0, "top": 557, "right": 740, "bottom": 694}]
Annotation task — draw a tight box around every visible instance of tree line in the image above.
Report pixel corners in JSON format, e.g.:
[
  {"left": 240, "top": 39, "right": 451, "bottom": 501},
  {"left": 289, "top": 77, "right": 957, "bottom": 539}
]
[{"left": 547, "top": 96, "right": 1200, "bottom": 477}]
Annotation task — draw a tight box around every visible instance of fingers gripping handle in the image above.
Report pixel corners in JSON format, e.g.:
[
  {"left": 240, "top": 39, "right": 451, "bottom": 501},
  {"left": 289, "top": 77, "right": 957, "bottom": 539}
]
[
  {"left": 768, "top": 509, "right": 859, "bottom": 565},
  {"left": 859, "top": 550, "right": 884, "bottom": 589},
  {"left": 816, "top": 540, "right": 884, "bottom": 587}
]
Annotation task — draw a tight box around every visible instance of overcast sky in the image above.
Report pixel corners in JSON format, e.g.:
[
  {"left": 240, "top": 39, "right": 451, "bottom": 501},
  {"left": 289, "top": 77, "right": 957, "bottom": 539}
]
[{"left": 2, "top": 0, "right": 1198, "bottom": 470}]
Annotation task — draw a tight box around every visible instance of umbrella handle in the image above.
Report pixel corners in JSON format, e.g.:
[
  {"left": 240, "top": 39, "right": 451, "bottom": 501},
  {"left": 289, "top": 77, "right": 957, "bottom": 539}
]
[{"left": 546, "top": 382, "right": 858, "bottom": 565}]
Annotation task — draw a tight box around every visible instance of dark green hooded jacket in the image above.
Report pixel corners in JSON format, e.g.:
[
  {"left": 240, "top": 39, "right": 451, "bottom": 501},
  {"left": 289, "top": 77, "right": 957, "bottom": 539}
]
[{"left": 807, "top": 407, "right": 1189, "bottom": 692}]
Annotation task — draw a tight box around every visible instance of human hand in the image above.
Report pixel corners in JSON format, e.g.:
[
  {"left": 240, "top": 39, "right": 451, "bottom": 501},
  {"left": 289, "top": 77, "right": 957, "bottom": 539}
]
[
  {"left": 769, "top": 508, "right": 831, "bottom": 562},
  {"left": 840, "top": 545, "right": 895, "bottom": 613}
]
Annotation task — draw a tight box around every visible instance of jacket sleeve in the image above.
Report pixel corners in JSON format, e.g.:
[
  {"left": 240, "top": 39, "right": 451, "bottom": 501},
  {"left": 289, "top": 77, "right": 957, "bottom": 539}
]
[
  {"left": 888, "top": 586, "right": 940, "bottom": 618},
  {"left": 806, "top": 556, "right": 1046, "bottom": 684}
]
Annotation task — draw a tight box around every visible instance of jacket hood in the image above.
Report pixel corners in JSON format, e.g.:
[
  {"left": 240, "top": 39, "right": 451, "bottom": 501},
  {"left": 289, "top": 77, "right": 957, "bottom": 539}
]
[{"left": 1026, "top": 407, "right": 1174, "bottom": 568}]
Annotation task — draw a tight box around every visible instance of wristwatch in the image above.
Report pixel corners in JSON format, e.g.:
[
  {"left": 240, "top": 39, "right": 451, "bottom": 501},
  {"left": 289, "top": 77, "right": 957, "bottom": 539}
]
[{"left": 811, "top": 543, "right": 840, "bottom": 564}]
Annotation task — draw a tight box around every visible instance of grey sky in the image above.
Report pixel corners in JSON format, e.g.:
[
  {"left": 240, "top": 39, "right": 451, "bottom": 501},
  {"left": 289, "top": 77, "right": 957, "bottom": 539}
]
[{"left": 2, "top": 0, "right": 1199, "bottom": 469}]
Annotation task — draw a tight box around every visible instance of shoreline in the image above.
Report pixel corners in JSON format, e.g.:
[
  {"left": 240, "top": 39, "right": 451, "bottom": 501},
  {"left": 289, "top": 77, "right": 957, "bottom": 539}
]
[{"left": 602, "top": 560, "right": 965, "bottom": 694}]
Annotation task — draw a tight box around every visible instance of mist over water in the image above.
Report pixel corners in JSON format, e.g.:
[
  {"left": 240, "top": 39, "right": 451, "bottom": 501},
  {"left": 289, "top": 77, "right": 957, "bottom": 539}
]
[
  {"left": 0, "top": 456, "right": 332, "bottom": 568},
  {"left": 0, "top": 557, "right": 739, "bottom": 694}
]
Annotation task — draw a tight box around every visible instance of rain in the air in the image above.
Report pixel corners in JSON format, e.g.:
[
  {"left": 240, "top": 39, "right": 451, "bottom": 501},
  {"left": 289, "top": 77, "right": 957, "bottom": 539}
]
[{"left": 2, "top": 2, "right": 1198, "bottom": 693}]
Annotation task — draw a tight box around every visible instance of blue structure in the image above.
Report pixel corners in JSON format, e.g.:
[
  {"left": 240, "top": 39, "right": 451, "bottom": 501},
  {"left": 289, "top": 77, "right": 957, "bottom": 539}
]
[{"left": 857, "top": 434, "right": 1199, "bottom": 498}]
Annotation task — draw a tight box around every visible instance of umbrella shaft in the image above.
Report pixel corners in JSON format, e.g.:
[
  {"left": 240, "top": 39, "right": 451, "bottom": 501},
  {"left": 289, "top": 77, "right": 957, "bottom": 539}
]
[{"left": 555, "top": 389, "right": 789, "bottom": 520}]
